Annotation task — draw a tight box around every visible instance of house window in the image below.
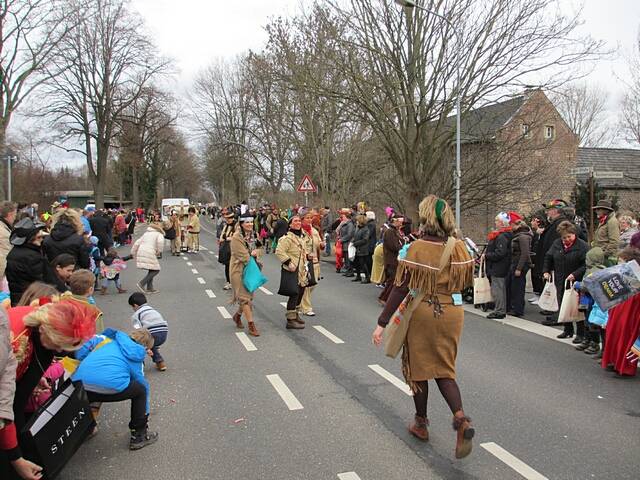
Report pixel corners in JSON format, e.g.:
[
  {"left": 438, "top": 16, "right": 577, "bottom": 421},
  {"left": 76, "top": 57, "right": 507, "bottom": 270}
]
[
  {"left": 521, "top": 123, "right": 530, "bottom": 137},
  {"left": 544, "top": 125, "right": 555, "bottom": 139}
]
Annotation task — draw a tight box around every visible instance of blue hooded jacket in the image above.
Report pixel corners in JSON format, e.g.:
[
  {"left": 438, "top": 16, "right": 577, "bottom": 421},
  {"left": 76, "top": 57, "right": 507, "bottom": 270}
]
[{"left": 72, "top": 328, "right": 150, "bottom": 413}]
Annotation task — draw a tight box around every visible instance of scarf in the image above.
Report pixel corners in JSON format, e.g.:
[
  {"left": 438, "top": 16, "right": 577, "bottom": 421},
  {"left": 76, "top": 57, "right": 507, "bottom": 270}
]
[
  {"left": 301, "top": 222, "right": 312, "bottom": 236},
  {"left": 562, "top": 236, "right": 576, "bottom": 251},
  {"left": 487, "top": 226, "right": 511, "bottom": 241},
  {"left": 598, "top": 213, "right": 608, "bottom": 226}
]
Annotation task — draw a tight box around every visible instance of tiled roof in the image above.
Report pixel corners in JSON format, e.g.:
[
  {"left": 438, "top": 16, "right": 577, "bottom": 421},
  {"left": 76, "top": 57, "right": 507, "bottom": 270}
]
[
  {"left": 458, "top": 96, "right": 525, "bottom": 142},
  {"left": 577, "top": 147, "right": 640, "bottom": 189}
]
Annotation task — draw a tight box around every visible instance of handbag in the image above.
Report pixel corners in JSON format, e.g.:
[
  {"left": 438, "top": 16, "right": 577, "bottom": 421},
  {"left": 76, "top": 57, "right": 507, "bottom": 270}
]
[
  {"left": 384, "top": 237, "right": 456, "bottom": 359},
  {"left": 538, "top": 272, "right": 559, "bottom": 312},
  {"left": 242, "top": 257, "right": 268, "bottom": 293},
  {"left": 557, "top": 279, "right": 581, "bottom": 323},
  {"left": 473, "top": 255, "right": 492, "bottom": 305},
  {"left": 306, "top": 260, "right": 318, "bottom": 287},
  {"left": 218, "top": 241, "right": 231, "bottom": 264},
  {"left": 21, "top": 379, "right": 96, "bottom": 479}
]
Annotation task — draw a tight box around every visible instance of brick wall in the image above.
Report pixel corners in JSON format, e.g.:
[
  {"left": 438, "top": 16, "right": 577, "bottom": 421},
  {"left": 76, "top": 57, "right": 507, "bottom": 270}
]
[{"left": 461, "top": 90, "right": 579, "bottom": 243}]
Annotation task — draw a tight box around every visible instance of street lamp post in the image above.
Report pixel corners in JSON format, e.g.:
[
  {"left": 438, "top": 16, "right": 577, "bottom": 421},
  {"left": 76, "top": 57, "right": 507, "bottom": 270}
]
[
  {"left": 5, "top": 155, "right": 16, "bottom": 202},
  {"left": 394, "top": 0, "right": 462, "bottom": 228}
]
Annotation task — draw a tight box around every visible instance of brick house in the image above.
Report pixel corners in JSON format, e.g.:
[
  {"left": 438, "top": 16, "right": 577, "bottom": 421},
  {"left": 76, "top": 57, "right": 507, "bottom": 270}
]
[{"left": 459, "top": 88, "right": 580, "bottom": 241}]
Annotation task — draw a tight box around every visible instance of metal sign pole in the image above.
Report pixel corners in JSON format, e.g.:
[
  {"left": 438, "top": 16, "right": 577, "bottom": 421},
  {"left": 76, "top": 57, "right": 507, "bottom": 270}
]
[
  {"left": 589, "top": 169, "right": 594, "bottom": 242},
  {"left": 304, "top": 191, "right": 308, "bottom": 207}
]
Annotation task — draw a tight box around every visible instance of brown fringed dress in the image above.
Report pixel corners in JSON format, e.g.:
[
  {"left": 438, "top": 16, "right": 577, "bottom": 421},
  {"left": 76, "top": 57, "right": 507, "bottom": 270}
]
[{"left": 378, "top": 236, "right": 474, "bottom": 391}]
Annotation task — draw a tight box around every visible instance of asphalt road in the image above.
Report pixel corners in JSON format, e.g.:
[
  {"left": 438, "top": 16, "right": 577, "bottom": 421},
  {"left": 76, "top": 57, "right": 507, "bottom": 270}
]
[{"left": 61, "top": 219, "right": 640, "bottom": 480}]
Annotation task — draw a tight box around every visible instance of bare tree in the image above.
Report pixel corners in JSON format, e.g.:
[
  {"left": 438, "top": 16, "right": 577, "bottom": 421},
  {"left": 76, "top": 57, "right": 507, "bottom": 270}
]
[
  {"left": 191, "top": 58, "right": 252, "bottom": 204},
  {"left": 0, "top": 0, "right": 71, "bottom": 197},
  {"left": 551, "top": 83, "right": 611, "bottom": 147},
  {"left": 300, "top": 0, "right": 604, "bottom": 218},
  {"left": 119, "top": 86, "right": 177, "bottom": 208},
  {"left": 620, "top": 31, "right": 640, "bottom": 146},
  {"left": 42, "top": 0, "right": 170, "bottom": 208}
]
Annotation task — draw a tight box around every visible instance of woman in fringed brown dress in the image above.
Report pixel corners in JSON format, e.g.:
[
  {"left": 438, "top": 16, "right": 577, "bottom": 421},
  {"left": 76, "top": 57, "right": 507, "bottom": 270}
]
[{"left": 372, "top": 195, "right": 475, "bottom": 459}]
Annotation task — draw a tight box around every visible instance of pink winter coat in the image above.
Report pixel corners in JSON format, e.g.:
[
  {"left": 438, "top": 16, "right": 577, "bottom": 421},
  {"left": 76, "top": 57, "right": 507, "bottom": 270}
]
[
  {"left": 131, "top": 225, "right": 165, "bottom": 271},
  {"left": 114, "top": 214, "right": 127, "bottom": 234}
]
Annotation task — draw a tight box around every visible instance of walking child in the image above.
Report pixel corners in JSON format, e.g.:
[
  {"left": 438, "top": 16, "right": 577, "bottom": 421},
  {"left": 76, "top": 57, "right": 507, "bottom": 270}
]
[
  {"left": 128, "top": 292, "right": 169, "bottom": 371},
  {"left": 100, "top": 247, "right": 131, "bottom": 294}
]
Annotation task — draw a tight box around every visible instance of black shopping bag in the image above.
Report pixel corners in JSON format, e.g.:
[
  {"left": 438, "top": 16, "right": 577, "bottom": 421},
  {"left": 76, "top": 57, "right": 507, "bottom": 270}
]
[
  {"left": 21, "top": 379, "right": 95, "bottom": 479},
  {"left": 278, "top": 268, "right": 299, "bottom": 297}
]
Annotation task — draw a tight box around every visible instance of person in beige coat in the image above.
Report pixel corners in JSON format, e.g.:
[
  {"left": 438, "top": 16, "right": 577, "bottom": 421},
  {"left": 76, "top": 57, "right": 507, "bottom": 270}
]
[
  {"left": 0, "top": 308, "right": 16, "bottom": 432},
  {"left": 300, "top": 209, "right": 323, "bottom": 316},
  {"left": 0, "top": 201, "right": 17, "bottom": 280},
  {"left": 275, "top": 215, "right": 312, "bottom": 330},
  {"left": 132, "top": 223, "right": 165, "bottom": 293},
  {"left": 186, "top": 207, "right": 200, "bottom": 253},
  {"left": 592, "top": 200, "right": 619, "bottom": 265},
  {"left": 229, "top": 214, "right": 262, "bottom": 337}
]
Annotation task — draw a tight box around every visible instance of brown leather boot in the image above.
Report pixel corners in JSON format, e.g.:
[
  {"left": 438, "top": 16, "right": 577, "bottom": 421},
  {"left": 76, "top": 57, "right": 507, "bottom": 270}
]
[
  {"left": 247, "top": 322, "right": 260, "bottom": 337},
  {"left": 408, "top": 415, "right": 429, "bottom": 441},
  {"left": 286, "top": 311, "right": 304, "bottom": 329},
  {"left": 233, "top": 312, "right": 243, "bottom": 329},
  {"left": 453, "top": 411, "right": 475, "bottom": 459},
  {"left": 294, "top": 311, "right": 305, "bottom": 325}
]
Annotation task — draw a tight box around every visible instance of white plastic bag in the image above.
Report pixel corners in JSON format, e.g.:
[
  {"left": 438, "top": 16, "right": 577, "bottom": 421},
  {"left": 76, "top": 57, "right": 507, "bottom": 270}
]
[
  {"left": 347, "top": 242, "right": 356, "bottom": 261},
  {"left": 538, "top": 272, "right": 559, "bottom": 312},
  {"left": 557, "top": 280, "right": 581, "bottom": 323},
  {"left": 473, "top": 255, "right": 492, "bottom": 305}
]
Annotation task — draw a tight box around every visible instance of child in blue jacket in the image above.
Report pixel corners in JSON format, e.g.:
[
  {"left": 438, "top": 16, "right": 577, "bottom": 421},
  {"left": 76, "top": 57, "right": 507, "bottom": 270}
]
[{"left": 72, "top": 328, "right": 158, "bottom": 450}]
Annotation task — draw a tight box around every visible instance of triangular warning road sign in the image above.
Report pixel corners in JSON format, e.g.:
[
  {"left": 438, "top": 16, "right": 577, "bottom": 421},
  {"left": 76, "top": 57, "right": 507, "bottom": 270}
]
[{"left": 296, "top": 174, "right": 317, "bottom": 193}]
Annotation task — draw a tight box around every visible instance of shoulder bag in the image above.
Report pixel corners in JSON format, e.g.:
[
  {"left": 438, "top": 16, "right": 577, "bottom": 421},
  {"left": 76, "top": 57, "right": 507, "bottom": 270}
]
[
  {"left": 473, "top": 255, "right": 492, "bottom": 305},
  {"left": 384, "top": 237, "right": 456, "bottom": 359},
  {"left": 21, "top": 378, "right": 96, "bottom": 479},
  {"left": 278, "top": 237, "right": 303, "bottom": 297}
]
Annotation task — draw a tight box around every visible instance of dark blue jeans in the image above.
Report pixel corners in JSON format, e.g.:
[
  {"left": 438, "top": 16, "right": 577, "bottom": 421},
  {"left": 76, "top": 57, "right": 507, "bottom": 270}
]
[{"left": 151, "top": 331, "right": 168, "bottom": 363}]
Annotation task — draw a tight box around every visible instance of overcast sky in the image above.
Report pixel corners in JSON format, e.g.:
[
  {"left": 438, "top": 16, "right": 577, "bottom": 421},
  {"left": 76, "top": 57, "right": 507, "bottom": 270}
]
[{"left": 129, "top": 0, "right": 640, "bottom": 93}]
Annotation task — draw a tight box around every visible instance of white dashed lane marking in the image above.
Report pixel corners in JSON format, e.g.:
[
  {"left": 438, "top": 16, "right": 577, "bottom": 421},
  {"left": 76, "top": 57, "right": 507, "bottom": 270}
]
[
  {"left": 197, "top": 277, "right": 206, "bottom": 284},
  {"left": 181, "top": 256, "right": 188, "bottom": 260},
  {"left": 280, "top": 302, "right": 287, "bottom": 308},
  {"left": 481, "top": 442, "right": 549, "bottom": 480},
  {"left": 186, "top": 262, "right": 193, "bottom": 266},
  {"left": 312, "top": 326, "right": 344, "bottom": 344},
  {"left": 217, "top": 306, "right": 232, "bottom": 319},
  {"left": 259, "top": 286, "right": 273, "bottom": 295},
  {"left": 235, "top": 332, "right": 257, "bottom": 351},
  {"left": 191, "top": 268, "right": 199, "bottom": 274},
  {"left": 205, "top": 289, "right": 216, "bottom": 298},
  {"left": 266, "top": 374, "right": 303, "bottom": 411},
  {"left": 337, "top": 473, "right": 361, "bottom": 480},
  {"left": 368, "top": 364, "right": 412, "bottom": 396}
]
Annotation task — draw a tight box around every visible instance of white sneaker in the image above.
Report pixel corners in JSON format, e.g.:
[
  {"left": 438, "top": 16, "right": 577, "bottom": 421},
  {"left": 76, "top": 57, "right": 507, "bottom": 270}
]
[
  {"left": 305, "top": 310, "right": 316, "bottom": 316},
  {"left": 527, "top": 296, "right": 539, "bottom": 303},
  {"left": 530, "top": 299, "right": 539, "bottom": 305},
  {"left": 223, "top": 283, "right": 232, "bottom": 291}
]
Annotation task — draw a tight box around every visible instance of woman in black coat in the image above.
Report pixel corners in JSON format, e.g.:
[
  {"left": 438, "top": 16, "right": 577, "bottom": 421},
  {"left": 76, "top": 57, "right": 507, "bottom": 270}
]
[
  {"left": 351, "top": 214, "right": 371, "bottom": 284},
  {"left": 543, "top": 221, "right": 588, "bottom": 340},
  {"left": 5, "top": 218, "right": 49, "bottom": 306},
  {"left": 43, "top": 209, "right": 90, "bottom": 270}
]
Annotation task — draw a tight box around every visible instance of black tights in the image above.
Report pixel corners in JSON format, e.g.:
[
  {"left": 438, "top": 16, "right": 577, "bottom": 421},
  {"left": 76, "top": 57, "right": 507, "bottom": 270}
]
[
  {"left": 412, "top": 378, "right": 463, "bottom": 418},
  {"left": 224, "top": 262, "right": 230, "bottom": 283}
]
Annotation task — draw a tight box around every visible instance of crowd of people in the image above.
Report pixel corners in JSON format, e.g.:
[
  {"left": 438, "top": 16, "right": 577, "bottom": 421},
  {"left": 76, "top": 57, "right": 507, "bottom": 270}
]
[
  {"left": 2, "top": 192, "right": 640, "bottom": 477},
  {"left": 0, "top": 201, "right": 173, "bottom": 479},
  {"left": 481, "top": 198, "right": 640, "bottom": 377}
]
